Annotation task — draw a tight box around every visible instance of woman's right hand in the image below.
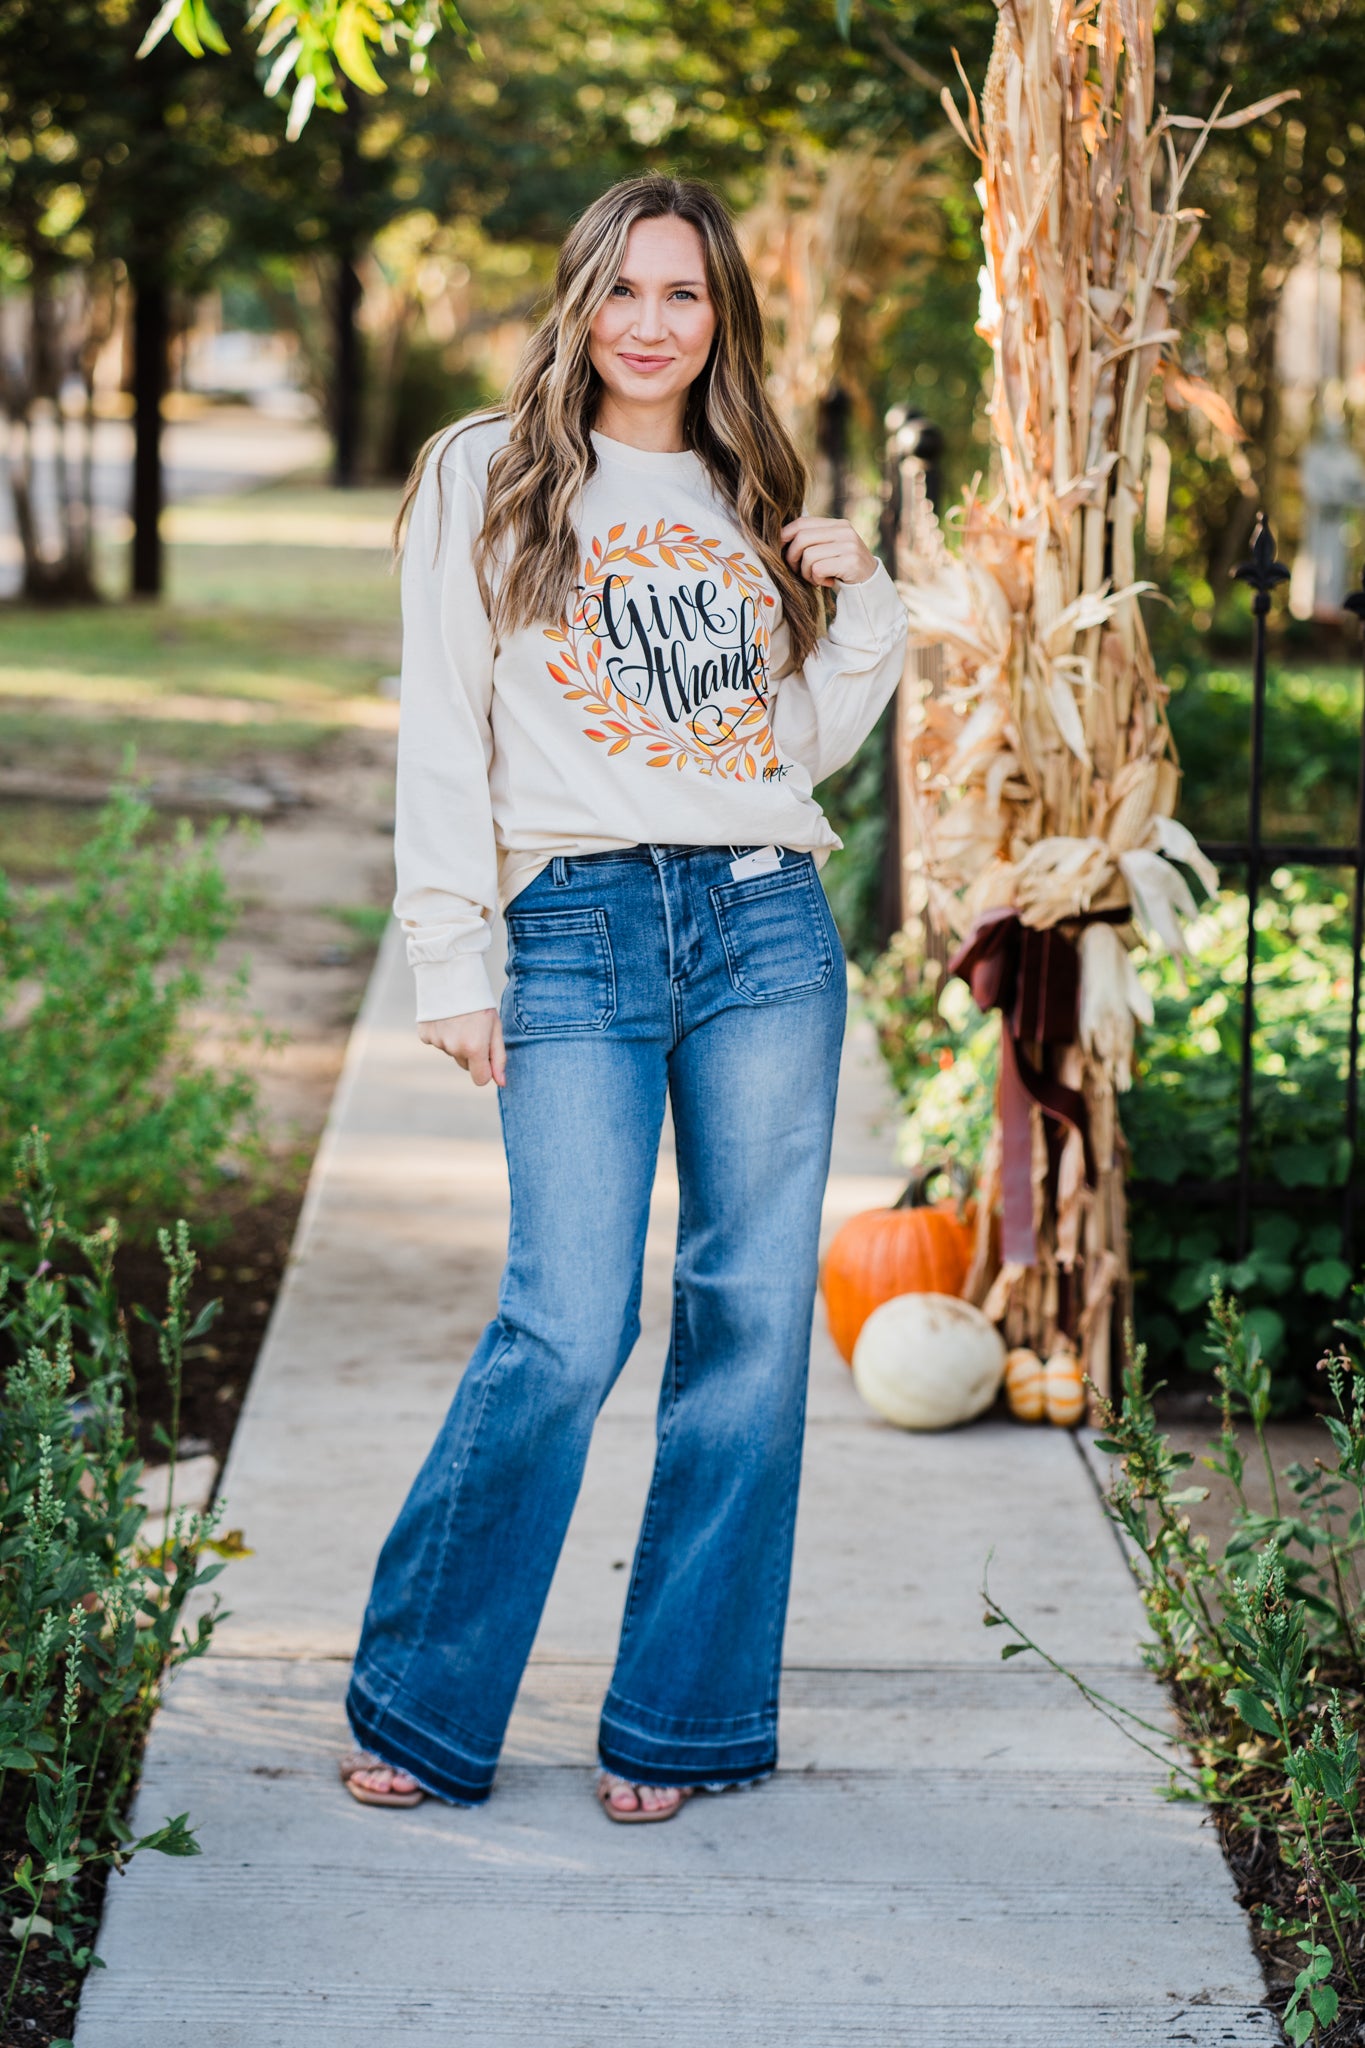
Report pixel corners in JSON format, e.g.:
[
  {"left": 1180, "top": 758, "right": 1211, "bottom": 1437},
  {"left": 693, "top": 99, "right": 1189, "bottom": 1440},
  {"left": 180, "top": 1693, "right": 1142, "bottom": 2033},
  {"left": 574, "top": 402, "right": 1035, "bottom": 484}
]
[{"left": 418, "top": 1007, "right": 507, "bottom": 1087}]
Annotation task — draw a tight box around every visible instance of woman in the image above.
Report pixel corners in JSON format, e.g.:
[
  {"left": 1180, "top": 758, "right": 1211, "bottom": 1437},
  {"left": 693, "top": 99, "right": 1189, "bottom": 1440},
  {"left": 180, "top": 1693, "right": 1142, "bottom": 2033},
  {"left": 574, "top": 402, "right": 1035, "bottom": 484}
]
[{"left": 340, "top": 172, "right": 908, "bottom": 1825}]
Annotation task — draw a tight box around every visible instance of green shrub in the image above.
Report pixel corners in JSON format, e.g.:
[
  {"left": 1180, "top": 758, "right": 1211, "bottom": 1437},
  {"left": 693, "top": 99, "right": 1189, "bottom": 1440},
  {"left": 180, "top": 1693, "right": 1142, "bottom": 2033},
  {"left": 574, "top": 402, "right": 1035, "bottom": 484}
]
[
  {"left": 817, "top": 714, "right": 893, "bottom": 969},
  {"left": 1125, "top": 879, "right": 1356, "bottom": 1389},
  {"left": 0, "top": 783, "right": 267, "bottom": 1239},
  {"left": 0, "top": 1134, "right": 237, "bottom": 2036},
  {"left": 985, "top": 1298, "right": 1365, "bottom": 2041},
  {"left": 1167, "top": 659, "right": 1361, "bottom": 850},
  {"left": 858, "top": 930, "right": 998, "bottom": 1169}
]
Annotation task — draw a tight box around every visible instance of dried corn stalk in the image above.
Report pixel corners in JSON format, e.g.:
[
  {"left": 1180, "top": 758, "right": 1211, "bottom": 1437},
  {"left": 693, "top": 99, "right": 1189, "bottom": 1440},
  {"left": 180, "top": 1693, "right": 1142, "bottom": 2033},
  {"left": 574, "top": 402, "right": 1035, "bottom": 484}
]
[
  {"left": 740, "top": 139, "right": 947, "bottom": 474},
  {"left": 901, "top": 0, "right": 1290, "bottom": 1403}
]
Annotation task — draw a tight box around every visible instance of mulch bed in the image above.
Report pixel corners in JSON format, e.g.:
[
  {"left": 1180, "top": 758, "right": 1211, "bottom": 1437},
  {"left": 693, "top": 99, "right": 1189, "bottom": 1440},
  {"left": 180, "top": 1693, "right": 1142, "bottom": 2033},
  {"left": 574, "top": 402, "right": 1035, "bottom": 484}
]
[{"left": 113, "top": 1181, "right": 306, "bottom": 1466}]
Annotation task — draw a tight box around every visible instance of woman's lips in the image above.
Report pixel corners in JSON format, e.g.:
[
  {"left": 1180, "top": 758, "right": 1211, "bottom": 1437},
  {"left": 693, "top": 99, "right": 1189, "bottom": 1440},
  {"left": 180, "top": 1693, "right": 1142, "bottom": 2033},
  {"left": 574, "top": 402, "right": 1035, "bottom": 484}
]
[{"left": 619, "top": 353, "right": 672, "bottom": 370}]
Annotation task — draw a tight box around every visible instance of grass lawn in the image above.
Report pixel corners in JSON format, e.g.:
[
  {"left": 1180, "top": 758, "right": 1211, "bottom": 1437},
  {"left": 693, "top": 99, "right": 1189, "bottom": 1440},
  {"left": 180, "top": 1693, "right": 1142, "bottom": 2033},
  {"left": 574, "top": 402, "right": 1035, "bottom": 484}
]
[
  {"left": 0, "top": 478, "right": 403, "bottom": 875},
  {"left": 0, "top": 480, "right": 402, "bottom": 715}
]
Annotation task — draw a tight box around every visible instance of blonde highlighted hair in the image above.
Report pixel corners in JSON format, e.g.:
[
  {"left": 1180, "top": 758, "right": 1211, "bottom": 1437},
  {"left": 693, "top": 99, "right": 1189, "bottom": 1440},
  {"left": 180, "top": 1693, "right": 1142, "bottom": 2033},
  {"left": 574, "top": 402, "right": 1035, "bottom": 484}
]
[{"left": 396, "top": 173, "right": 824, "bottom": 667}]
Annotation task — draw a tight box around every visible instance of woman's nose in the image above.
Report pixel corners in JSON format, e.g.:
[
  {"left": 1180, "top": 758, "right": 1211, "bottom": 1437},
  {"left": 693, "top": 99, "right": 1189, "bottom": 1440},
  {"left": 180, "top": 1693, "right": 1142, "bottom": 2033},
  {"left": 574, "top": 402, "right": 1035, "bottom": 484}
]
[{"left": 630, "top": 297, "right": 668, "bottom": 342}]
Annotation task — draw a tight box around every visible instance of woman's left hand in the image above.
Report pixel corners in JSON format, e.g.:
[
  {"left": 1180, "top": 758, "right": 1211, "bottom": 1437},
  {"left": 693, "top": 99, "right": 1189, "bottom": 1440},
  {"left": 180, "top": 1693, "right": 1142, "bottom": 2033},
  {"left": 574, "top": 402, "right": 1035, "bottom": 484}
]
[{"left": 779, "top": 516, "right": 878, "bottom": 589}]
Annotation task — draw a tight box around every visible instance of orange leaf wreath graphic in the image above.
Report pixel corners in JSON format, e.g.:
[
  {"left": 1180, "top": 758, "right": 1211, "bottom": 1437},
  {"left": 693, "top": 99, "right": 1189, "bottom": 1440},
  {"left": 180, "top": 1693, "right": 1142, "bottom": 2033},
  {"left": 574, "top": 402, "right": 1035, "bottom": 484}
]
[{"left": 543, "top": 520, "right": 779, "bottom": 777}]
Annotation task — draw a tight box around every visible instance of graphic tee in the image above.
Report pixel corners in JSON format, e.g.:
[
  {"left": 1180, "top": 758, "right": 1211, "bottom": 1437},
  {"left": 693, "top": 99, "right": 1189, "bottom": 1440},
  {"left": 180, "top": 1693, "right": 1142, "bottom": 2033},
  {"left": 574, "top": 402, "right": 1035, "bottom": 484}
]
[{"left": 394, "top": 414, "right": 910, "bottom": 1020}]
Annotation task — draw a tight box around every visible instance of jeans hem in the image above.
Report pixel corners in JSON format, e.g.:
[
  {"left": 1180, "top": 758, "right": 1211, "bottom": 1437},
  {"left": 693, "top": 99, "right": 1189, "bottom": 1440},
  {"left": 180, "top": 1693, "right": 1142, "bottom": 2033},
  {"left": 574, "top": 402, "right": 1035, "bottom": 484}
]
[
  {"left": 347, "top": 1681, "right": 495, "bottom": 1807},
  {"left": 597, "top": 1732, "right": 777, "bottom": 1790}
]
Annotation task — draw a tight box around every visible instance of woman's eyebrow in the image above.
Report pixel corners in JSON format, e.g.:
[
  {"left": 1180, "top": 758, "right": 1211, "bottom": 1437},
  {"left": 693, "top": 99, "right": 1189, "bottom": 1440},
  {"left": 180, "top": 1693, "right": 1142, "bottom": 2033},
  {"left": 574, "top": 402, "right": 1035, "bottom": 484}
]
[{"left": 614, "top": 274, "right": 708, "bottom": 289}]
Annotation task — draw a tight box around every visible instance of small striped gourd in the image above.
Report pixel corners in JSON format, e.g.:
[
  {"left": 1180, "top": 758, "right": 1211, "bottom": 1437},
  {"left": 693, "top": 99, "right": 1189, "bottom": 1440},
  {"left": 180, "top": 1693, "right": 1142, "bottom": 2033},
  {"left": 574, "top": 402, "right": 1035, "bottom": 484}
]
[
  {"left": 1043, "top": 1345, "right": 1086, "bottom": 1428},
  {"left": 1004, "top": 1348, "right": 1046, "bottom": 1423}
]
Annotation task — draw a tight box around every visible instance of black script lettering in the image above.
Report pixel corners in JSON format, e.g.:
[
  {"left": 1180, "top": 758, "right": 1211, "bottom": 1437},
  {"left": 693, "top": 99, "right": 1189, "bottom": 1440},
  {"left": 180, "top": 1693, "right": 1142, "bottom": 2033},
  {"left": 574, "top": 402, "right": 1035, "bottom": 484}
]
[{"left": 569, "top": 560, "right": 772, "bottom": 742}]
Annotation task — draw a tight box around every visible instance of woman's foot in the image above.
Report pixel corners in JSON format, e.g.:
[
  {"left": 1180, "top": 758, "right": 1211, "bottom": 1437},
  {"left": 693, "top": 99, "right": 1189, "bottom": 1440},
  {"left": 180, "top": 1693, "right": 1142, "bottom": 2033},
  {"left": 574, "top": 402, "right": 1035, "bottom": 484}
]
[
  {"left": 596, "top": 1772, "right": 692, "bottom": 1824},
  {"left": 339, "top": 1749, "right": 425, "bottom": 1807}
]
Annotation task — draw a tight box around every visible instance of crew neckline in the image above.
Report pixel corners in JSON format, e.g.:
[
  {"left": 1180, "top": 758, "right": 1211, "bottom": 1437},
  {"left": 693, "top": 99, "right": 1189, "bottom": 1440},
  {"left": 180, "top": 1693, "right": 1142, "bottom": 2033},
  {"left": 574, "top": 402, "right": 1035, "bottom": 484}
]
[{"left": 589, "top": 428, "right": 704, "bottom": 475}]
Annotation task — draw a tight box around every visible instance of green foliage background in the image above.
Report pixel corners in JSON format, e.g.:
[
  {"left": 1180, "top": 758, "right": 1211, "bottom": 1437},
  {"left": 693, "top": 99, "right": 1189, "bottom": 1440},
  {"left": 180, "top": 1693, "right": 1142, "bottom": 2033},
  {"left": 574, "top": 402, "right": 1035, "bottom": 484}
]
[{"left": 0, "top": 787, "right": 265, "bottom": 1239}]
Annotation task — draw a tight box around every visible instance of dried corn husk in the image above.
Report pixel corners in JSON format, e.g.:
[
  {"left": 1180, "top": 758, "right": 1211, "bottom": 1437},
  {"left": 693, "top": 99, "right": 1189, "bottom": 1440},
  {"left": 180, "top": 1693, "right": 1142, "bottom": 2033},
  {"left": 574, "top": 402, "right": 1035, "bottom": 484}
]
[
  {"left": 899, "top": 0, "right": 1281, "bottom": 1404},
  {"left": 1077, "top": 922, "right": 1152, "bottom": 1092}
]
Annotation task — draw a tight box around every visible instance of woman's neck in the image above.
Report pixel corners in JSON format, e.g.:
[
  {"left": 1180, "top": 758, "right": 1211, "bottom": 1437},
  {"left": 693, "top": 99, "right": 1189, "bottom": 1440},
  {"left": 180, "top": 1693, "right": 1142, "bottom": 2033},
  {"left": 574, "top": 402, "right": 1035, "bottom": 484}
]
[{"left": 592, "top": 393, "right": 690, "bottom": 455}]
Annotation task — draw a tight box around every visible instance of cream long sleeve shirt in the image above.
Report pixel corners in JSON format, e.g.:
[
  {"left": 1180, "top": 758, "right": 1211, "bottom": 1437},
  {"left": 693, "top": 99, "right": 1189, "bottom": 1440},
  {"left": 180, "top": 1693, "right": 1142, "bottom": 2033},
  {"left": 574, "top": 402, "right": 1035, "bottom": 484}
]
[{"left": 394, "top": 412, "right": 910, "bottom": 1021}]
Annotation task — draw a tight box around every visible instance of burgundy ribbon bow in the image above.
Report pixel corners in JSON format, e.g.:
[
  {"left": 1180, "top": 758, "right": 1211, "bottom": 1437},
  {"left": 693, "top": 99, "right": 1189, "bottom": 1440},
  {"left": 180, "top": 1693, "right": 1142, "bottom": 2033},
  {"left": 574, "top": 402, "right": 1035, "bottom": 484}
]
[{"left": 947, "top": 908, "right": 1095, "bottom": 1267}]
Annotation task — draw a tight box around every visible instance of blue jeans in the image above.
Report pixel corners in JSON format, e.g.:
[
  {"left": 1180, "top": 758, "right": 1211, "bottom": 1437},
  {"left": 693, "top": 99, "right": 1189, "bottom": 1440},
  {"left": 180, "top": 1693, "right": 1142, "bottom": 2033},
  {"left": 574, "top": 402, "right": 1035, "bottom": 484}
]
[{"left": 346, "top": 844, "right": 847, "bottom": 1801}]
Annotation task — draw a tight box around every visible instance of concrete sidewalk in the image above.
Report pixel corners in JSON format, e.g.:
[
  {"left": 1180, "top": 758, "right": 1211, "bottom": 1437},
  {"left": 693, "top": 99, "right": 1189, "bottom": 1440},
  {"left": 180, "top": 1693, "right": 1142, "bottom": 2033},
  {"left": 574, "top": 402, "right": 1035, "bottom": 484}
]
[{"left": 75, "top": 925, "right": 1276, "bottom": 2046}]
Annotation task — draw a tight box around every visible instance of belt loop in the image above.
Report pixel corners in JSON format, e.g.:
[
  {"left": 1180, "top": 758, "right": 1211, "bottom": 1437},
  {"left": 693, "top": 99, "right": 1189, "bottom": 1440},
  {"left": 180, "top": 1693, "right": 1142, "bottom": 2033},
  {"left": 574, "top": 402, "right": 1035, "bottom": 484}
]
[{"left": 551, "top": 856, "right": 569, "bottom": 887}]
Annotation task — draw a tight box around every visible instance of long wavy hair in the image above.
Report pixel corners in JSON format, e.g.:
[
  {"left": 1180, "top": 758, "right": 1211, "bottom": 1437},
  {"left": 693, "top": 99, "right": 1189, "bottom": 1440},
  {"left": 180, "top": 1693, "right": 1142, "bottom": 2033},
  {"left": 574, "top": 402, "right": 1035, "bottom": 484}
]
[{"left": 396, "top": 174, "right": 824, "bottom": 668}]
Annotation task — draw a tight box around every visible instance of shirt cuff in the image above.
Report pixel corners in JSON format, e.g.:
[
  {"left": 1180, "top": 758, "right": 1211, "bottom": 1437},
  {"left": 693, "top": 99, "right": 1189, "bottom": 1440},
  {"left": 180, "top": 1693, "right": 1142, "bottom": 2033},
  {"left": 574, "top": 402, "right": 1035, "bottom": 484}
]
[
  {"left": 834, "top": 558, "right": 909, "bottom": 648},
  {"left": 412, "top": 951, "right": 497, "bottom": 1023}
]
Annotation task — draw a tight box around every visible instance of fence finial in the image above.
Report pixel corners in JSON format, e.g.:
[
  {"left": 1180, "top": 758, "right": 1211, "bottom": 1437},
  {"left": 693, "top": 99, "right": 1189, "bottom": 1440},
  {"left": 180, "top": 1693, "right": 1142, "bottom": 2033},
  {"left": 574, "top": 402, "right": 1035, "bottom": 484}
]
[{"left": 1234, "top": 516, "right": 1290, "bottom": 607}]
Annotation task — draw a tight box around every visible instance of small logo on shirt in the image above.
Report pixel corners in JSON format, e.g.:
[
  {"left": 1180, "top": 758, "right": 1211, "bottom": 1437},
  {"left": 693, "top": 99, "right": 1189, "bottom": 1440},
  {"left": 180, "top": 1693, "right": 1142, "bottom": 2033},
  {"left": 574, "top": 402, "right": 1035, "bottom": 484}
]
[{"left": 543, "top": 520, "right": 779, "bottom": 779}]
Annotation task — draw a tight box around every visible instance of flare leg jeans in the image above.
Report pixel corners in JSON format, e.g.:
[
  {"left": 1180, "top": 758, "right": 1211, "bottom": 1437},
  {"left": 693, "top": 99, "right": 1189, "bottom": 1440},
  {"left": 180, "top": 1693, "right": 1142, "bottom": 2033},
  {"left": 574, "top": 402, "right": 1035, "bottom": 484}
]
[{"left": 345, "top": 843, "right": 846, "bottom": 1802}]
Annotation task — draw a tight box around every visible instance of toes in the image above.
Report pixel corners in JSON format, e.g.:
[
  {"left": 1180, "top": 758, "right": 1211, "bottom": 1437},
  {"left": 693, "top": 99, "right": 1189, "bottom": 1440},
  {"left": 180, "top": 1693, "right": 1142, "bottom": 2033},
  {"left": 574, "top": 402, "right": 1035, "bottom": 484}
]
[
  {"left": 601, "top": 1774, "right": 687, "bottom": 1815},
  {"left": 352, "top": 1766, "right": 418, "bottom": 1796}
]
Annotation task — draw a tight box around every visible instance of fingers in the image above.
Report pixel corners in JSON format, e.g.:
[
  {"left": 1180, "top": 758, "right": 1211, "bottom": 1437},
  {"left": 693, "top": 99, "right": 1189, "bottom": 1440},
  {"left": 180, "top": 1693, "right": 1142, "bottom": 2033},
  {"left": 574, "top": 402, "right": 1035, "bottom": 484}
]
[
  {"left": 778, "top": 517, "right": 876, "bottom": 586},
  {"left": 460, "top": 1014, "right": 506, "bottom": 1089},
  {"left": 792, "top": 545, "right": 850, "bottom": 587},
  {"left": 416, "top": 1006, "right": 504, "bottom": 1086}
]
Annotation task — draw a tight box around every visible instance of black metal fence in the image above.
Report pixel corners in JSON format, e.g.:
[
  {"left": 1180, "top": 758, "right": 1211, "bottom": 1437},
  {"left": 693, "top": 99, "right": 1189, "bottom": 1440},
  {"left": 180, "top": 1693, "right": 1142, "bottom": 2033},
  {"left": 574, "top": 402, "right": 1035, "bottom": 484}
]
[{"left": 1186, "top": 519, "right": 1365, "bottom": 1264}]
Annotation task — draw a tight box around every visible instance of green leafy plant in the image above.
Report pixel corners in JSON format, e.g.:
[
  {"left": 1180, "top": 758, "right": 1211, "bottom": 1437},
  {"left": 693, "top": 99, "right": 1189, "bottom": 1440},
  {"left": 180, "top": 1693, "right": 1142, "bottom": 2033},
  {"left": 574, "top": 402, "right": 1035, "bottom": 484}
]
[
  {"left": 1166, "top": 661, "right": 1363, "bottom": 855},
  {"left": 137, "top": 0, "right": 473, "bottom": 138},
  {"left": 1126, "top": 878, "right": 1357, "bottom": 1389},
  {"left": 816, "top": 718, "right": 893, "bottom": 970},
  {"left": 983, "top": 1293, "right": 1365, "bottom": 2039},
  {"left": 0, "top": 782, "right": 269, "bottom": 1240},
  {"left": 0, "top": 1133, "right": 237, "bottom": 2037},
  {"left": 858, "top": 932, "right": 998, "bottom": 1174}
]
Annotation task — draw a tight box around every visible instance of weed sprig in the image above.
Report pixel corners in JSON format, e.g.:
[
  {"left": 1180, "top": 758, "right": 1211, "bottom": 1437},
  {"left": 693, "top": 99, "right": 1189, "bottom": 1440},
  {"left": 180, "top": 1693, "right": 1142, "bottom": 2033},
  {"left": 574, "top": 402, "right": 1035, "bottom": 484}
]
[
  {"left": 986, "top": 1294, "right": 1365, "bottom": 2043},
  {"left": 0, "top": 1133, "right": 234, "bottom": 2035}
]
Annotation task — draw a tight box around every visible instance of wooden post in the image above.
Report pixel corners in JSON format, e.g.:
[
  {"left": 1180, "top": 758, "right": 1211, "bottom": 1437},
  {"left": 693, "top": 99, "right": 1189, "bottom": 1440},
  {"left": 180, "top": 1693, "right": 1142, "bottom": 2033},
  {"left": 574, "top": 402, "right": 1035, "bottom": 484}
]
[{"left": 883, "top": 410, "right": 947, "bottom": 958}]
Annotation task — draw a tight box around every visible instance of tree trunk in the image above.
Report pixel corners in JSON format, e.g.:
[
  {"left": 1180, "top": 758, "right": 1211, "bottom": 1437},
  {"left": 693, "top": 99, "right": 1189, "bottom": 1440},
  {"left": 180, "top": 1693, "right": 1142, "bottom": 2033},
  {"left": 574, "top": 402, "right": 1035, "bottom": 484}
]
[
  {"left": 332, "top": 254, "right": 363, "bottom": 488},
  {"left": 331, "top": 93, "right": 363, "bottom": 489},
  {"left": 130, "top": 265, "right": 168, "bottom": 599},
  {"left": 4, "top": 271, "right": 100, "bottom": 604}
]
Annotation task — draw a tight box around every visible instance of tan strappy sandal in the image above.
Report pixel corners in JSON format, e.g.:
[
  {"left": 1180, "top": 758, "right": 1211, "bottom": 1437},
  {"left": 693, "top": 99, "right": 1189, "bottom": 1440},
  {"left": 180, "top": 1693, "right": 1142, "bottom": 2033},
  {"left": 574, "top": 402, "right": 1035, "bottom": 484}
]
[
  {"left": 338, "top": 1749, "right": 426, "bottom": 1808},
  {"left": 595, "top": 1773, "right": 693, "bottom": 1825}
]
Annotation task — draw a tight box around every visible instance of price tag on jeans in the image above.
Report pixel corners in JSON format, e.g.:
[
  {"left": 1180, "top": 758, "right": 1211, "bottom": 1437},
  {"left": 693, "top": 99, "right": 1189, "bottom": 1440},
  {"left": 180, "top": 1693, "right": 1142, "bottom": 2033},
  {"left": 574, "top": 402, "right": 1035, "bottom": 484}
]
[{"left": 729, "top": 845, "right": 784, "bottom": 881}]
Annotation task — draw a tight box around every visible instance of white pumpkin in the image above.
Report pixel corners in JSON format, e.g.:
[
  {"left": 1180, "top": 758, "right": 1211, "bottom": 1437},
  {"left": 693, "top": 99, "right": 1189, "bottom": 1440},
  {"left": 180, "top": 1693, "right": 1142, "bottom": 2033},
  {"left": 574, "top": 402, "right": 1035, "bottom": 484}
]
[{"left": 851, "top": 1292, "right": 1007, "bottom": 1431}]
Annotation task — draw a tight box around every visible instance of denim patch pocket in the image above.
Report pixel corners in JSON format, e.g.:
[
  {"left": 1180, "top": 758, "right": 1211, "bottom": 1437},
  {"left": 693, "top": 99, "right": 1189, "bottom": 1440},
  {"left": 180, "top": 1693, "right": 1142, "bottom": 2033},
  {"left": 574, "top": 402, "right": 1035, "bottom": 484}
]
[
  {"left": 505, "top": 907, "right": 616, "bottom": 1032},
  {"left": 709, "top": 861, "right": 834, "bottom": 1003}
]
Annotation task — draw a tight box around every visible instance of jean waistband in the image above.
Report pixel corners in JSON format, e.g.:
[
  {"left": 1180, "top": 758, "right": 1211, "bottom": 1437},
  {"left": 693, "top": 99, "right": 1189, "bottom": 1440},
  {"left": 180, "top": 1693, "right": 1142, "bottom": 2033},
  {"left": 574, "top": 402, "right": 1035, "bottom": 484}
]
[{"left": 570, "top": 843, "right": 782, "bottom": 868}]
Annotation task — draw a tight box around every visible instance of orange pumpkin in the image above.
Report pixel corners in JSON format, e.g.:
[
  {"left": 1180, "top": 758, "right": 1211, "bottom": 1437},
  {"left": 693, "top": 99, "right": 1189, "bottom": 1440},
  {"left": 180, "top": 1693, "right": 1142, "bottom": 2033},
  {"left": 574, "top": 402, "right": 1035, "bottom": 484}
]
[{"left": 821, "top": 1164, "right": 975, "bottom": 1366}]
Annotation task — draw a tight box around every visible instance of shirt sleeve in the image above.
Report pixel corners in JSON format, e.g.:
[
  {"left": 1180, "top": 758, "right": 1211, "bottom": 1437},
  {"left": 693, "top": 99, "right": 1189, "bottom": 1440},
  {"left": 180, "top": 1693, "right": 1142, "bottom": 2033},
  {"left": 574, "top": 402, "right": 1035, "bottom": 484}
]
[
  {"left": 392, "top": 439, "right": 500, "bottom": 1022},
  {"left": 769, "top": 557, "right": 909, "bottom": 785}
]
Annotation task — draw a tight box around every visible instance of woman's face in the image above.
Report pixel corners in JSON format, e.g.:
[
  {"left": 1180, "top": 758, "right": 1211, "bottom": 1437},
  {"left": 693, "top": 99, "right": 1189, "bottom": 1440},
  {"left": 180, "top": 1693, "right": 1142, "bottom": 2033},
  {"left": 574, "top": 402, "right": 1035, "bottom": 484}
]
[{"left": 588, "top": 215, "right": 717, "bottom": 415}]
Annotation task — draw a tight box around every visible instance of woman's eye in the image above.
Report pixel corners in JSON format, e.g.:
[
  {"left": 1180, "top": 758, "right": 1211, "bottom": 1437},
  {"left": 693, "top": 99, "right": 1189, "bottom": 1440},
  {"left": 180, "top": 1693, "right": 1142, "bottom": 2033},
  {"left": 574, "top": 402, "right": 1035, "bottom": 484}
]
[
  {"left": 672, "top": 289, "right": 697, "bottom": 301},
  {"left": 611, "top": 283, "right": 632, "bottom": 296}
]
